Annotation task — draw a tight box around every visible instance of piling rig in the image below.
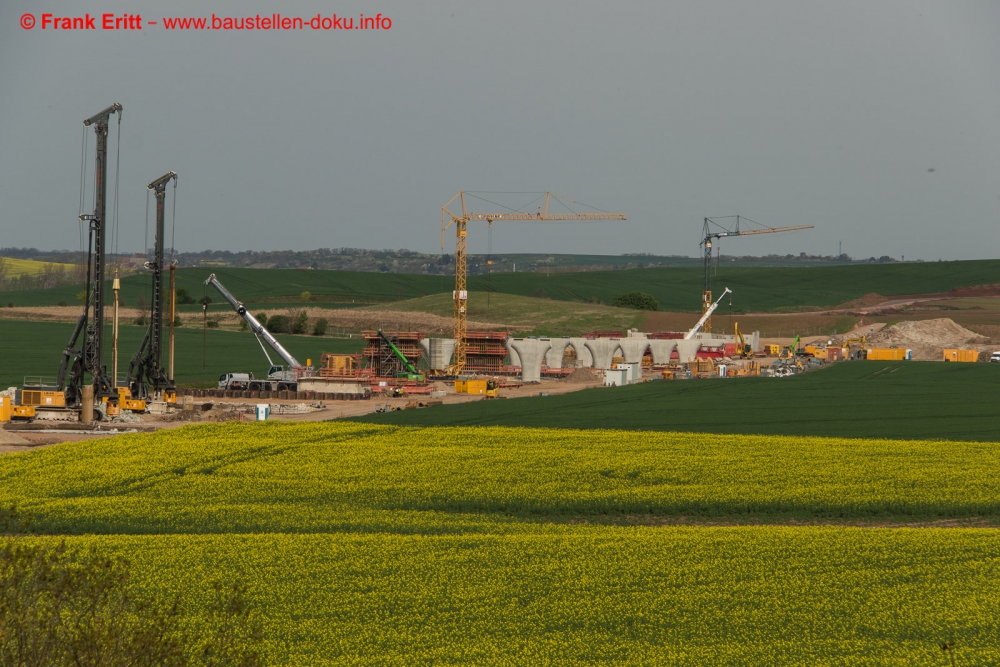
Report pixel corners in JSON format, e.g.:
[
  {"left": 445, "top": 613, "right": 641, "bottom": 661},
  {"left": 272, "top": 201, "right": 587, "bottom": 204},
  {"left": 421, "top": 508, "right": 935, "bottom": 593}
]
[
  {"left": 126, "top": 171, "right": 177, "bottom": 402},
  {"left": 56, "top": 103, "right": 123, "bottom": 408}
]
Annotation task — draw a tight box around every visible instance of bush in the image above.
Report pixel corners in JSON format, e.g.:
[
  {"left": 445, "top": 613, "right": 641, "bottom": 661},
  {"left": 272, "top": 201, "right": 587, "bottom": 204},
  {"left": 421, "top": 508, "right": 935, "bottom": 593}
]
[
  {"left": 206, "top": 318, "right": 219, "bottom": 329},
  {"left": 0, "top": 506, "right": 263, "bottom": 667},
  {"left": 292, "top": 310, "right": 309, "bottom": 335},
  {"left": 313, "top": 318, "right": 328, "bottom": 336},
  {"left": 175, "top": 287, "right": 196, "bottom": 305},
  {"left": 266, "top": 314, "right": 290, "bottom": 334},
  {"left": 256, "top": 312, "right": 268, "bottom": 328},
  {"left": 57, "top": 300, "right": 68, "bottom": 307},
  {"left": 174, "top": 316, "right": 182, "bottom": 327},
  {"left": 300, "top": 291, "right": 312, "bottom": 302},
  {"left": 612, "top": 291, "right": 659, "bottom": 311}
]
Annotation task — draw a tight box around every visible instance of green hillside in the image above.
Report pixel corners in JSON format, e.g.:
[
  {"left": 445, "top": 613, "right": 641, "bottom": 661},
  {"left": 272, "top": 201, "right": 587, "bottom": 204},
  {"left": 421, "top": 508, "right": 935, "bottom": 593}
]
[
  {"left": 0, "top": 320, "right": 362, "bottom": 388},
  {"left": 356, "top": 361, "right": 1000, "bottom": 441},
  {"left": 1, "top": 259, "right": 998, "bottom": 312}
]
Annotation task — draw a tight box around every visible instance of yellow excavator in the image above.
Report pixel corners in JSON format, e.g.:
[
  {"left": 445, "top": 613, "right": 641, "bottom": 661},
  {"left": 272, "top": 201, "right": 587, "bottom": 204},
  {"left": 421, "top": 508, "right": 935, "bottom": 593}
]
[{"left": 733, "top": 322, "right": 753, "bottom": 358}]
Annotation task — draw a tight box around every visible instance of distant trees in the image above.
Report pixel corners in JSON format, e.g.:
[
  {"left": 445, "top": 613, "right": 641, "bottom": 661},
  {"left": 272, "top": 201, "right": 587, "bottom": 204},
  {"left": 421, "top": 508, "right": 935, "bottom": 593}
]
[{"left": 612, "top": 292, "right": 659, "bottom": 311}]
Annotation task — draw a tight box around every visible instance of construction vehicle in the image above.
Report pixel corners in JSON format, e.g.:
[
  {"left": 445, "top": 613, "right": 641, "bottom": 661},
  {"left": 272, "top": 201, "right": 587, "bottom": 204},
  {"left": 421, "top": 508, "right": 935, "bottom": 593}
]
[
  {"left": 779, "top": 334, "right": 801, "bottom": 359},
  {"left": 377, "top": 330, "right": 424, "bottom": 381},
  {"left": 204, "top": 274, "right": 313, "bottom": 391},
  {"left": 733, "top": 322, "right": 753, "bottom": 358},
  {"left": 125, "top": 172, "right": 178, "bottom": 406},
  {"left": 441, "top": 191, "right": 625, "bottom": 374},
  {"left": 684, "top": 288, "right": 732, "bottom": 339},
  {"left": 700, "top": 216, "right": 812, "bottom": 333},
  {"left": 54, "top": 103, "right": 123, "bottom": 418}
]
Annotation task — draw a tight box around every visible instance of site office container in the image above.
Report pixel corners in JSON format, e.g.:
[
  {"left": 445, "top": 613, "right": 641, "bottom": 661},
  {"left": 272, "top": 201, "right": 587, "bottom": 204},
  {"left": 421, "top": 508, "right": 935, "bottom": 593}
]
[
  {"left": 943, "top": 349, "right": 979, "bottom": 363},
  {"left": 454, "top": 379, "right": 488, "bottom": 395},
  {"left": 866, "top": 348, "right": 911, "bottom": 361},
  {"left": 0, "top": 396, "right": 9, "bottom": 422}
]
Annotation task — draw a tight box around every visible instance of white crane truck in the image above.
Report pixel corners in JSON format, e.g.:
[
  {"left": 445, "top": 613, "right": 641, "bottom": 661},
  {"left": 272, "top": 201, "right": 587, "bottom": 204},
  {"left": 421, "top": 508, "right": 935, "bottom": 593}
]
[{"left": 204, "top": 274, "right": 313, "bottom": 391}]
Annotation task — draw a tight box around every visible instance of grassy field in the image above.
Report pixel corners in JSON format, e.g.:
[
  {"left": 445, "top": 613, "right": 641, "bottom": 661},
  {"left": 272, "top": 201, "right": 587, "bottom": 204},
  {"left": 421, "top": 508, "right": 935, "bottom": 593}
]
[
  {"left": 357, "top": 361, "right": 1000, "bottom": 441},
  {"left": 0, "top": 320, "right": 362, "bottom": 388},
  {"left": 4, "top": 422, "right": 1000, "bottom": 664},
  {"left": 385, "top": 292, "right": 643, "bottom": 336},
  {"left": 2, "top": 259, "right": 998, "bottom": 313}
]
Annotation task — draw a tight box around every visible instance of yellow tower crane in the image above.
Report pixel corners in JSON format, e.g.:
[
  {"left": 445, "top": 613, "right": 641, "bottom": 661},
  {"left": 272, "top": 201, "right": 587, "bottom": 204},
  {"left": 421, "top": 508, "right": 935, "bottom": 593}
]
[
  {"left": 441, "top": 191, "right": 626, "bottom": 374},
  {"left": 700, "top": 216, "right": 813, "bottom": 333}
]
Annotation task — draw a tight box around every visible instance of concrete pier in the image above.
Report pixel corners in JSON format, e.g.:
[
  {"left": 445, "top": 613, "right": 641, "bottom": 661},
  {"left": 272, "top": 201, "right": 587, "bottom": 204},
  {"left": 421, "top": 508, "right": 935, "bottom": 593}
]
[
  {"left": 509, "top": 338, "right": 551, "bottom": 383},
  {"left": 647, "top": 340, "right": 678, "bottom": 365},
  {"left": 420, "top": 338, "right": 456, "bottom": 371},
  {"left": 617, "top": 339, "right": 649, "bottom": 365},
  {"left": 584, "top": 338, "right": 623, "bottom": 370},
  {"left": 505, "top": 338, "right": 521, "bottom": 367},
  {"left": 544, "top": 338, "right": 573, "bottom": 368},
  {"left": 567, "top": 338, "right": 593, "bottom": 367},
  {"left": 675, "top": 340, "right": 702, "bottom": 363}
]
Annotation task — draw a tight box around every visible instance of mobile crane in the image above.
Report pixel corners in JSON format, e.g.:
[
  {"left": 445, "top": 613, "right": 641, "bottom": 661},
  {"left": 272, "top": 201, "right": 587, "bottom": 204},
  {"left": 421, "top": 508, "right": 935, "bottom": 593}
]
[
  {"left": 125, "top": 171, "right": 177, "bottom": 404},
  {"left": 684, "top": 288, "right": 732, "bottom": 339},
  {"left": 204, "top": 274, "right": 313, "bottom": 391}
]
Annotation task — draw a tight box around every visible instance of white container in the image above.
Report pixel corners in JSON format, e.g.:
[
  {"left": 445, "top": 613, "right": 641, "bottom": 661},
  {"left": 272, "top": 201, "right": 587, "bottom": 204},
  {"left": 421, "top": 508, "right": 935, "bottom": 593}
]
[
  {"left": 604, "top": 368, "right": 628, "bottom": 387},
  {"left": 255, "top": 404, "right": 270, "bottom": 421}
]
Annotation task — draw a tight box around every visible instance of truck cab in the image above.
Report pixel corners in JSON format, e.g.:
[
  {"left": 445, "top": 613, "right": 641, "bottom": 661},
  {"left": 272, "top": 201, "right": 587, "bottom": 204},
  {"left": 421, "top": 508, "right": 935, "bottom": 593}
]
[
  {"left": 991, "top": 352, "right": 1000, "bottom": 363},
  {"left": 218, "top": 372, "right": 253, "bottom": 390}
]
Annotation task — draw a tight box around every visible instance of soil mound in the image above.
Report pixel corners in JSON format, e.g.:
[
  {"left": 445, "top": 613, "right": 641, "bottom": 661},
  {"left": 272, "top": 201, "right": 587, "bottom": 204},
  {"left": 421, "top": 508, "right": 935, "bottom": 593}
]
[
  {"left": 562, "top": 367, "right": 599, "bottom": 382},
  {"left": 863, "top": 318, "right": 987, "bottom": 360}
]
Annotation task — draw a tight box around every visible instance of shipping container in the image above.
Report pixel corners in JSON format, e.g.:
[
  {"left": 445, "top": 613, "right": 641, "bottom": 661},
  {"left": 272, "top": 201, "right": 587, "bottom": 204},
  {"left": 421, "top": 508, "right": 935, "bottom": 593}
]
[
  {"left": 943, "top": 349, "right": 979, "bottom": 363},
  {"left": 866, "top": 348, "right": 911, "bottom": 361}
]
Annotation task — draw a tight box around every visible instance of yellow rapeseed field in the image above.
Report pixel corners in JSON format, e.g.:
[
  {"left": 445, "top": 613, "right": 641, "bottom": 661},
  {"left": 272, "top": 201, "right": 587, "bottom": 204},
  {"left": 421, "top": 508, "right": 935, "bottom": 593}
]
[{"left": 4, "top": 422, "right": 999, "bottom": 665}]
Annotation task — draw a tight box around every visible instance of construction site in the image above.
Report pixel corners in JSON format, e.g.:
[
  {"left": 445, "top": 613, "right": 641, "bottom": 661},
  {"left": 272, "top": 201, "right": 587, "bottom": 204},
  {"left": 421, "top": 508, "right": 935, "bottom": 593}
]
[{"left": 1, "top": 107, "right": 998, "bottom": 444}]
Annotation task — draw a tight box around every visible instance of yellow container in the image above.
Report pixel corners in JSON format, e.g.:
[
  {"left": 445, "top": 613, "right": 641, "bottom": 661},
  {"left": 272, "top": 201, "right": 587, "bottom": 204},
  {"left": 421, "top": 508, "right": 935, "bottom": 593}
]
[
  {"left": 766, "top": 344, "right": 781, "bottom": 356},
  {"left": 0, "top": 396, "right": 10, "bottom": 422},
  {"left": 455, "top": 380, "right": 488, "bottom": 395},
  {"left": 943, "top": 349, "right": 979, "bottom": 363},
  {"left": 867, "top": 348, "right": 909, "bottom": 361}
]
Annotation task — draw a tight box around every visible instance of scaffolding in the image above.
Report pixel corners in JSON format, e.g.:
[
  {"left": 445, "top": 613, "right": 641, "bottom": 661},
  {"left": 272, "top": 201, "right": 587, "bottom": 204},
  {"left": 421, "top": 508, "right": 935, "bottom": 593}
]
[
  {"left": 362, "top": 331, "right": 424, "bottom": 378},
  {"left": 464, "top": 330, "right": 509, "bottom": 374}
]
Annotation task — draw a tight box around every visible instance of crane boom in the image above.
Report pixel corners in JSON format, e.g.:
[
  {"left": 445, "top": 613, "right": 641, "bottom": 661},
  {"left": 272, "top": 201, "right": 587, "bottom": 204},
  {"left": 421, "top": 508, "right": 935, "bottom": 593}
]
[
  {"left": 700, "top": 216, "right": 813, "bottom": 333},
  {"left": 203, "top": 274, "right": 303, "bottom": 369},
  {"left": 441, "top": 191, "right": 625, "bottom": 374},
  {"left": 685, "top": 288, "right": 731, "bottom": 339}
]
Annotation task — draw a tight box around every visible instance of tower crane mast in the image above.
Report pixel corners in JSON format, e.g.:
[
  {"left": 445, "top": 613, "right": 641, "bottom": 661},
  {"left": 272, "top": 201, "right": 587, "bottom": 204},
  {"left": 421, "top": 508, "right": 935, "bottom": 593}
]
[
  {"left": 700, "top": 215, "right": 813, "bottom": 333},
  {"left": 441, "top": 191, "right": 626, "bottom": 374}
]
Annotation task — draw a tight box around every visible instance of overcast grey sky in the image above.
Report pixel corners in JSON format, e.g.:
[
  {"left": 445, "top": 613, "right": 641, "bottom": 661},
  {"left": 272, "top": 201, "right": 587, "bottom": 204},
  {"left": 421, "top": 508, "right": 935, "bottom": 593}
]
[{"left": 1, "top": 0, "right": 998, "bottom": 260}]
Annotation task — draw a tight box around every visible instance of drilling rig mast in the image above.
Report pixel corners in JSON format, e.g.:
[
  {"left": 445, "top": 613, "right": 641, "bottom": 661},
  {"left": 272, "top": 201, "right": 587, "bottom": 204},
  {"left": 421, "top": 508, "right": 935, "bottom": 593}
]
[
  {"left": 126, "top": 171, "right": 177, "bottom": 402},
  {"left": 441, "top": 191, "right": 626, "bottom": 374},
  {"left": 57, "top": 103, "right": 123, "bottom": 408},
  {"left": 700, "top": 216, "right": 812, "bottom": 333}
]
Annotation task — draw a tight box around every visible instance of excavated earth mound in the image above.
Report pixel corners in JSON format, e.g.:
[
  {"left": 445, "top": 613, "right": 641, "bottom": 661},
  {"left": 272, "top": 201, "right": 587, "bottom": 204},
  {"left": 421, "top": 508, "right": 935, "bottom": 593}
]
[{"left": 862, "top": 318, "right": 989, "bottom": 361}]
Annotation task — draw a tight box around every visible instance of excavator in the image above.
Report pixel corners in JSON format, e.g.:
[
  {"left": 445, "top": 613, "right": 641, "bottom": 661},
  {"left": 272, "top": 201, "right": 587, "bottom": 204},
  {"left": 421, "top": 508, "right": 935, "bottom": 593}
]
[{"left": 733, "top": 322, "right": 753, "bottom": 358}]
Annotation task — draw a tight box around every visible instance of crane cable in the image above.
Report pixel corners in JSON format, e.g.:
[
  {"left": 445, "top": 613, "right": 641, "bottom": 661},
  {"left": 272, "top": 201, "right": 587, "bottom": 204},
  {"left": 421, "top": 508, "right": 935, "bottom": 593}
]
[{"left": 144, "top": 189, "right": 150, "bottom": 262}]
